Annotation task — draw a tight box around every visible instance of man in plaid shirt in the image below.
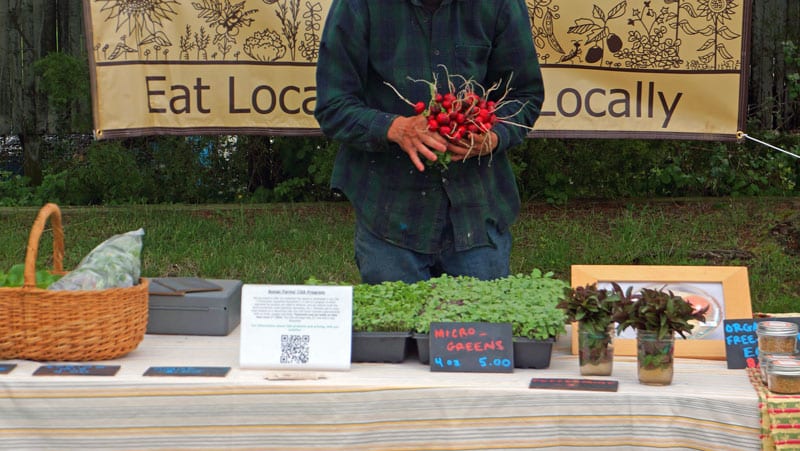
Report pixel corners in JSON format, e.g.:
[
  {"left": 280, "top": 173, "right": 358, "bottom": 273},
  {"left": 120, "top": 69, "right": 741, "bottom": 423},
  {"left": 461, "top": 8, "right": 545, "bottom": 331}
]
[{"left": 315, "top": 0, "right": 544, "bottom": 284}]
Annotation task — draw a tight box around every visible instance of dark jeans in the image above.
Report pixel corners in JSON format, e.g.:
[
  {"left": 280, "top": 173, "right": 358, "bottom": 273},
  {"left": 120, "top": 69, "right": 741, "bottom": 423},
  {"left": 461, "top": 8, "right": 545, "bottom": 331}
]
[{"left": 354, "top": 218, "right": 512, "bottom": 284}]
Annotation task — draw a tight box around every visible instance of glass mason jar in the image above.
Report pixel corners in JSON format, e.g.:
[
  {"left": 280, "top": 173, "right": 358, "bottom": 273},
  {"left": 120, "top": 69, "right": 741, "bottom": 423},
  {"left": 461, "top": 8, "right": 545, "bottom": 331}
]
[
  {"left": 636, "top": 330, "right": 675, "bottom": 385},
  {"left": 578, "top": 322, "right": 615, "bottom": 376},
  {"left": 757, "top": 321, "right": 798, "bottom": 355},
  {"left": 767, "top": 358, "right": 800, "bottom": 394},
  {"left": 759, "top": 353, "right": 781, "bottom": 385}
]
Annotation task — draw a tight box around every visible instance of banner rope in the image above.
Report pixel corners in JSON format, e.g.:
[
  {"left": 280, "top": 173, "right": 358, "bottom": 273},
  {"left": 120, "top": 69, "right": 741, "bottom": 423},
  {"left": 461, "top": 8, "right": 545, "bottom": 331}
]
[{"left": 738, "top": 131, "right": 800, "bottom": 160}]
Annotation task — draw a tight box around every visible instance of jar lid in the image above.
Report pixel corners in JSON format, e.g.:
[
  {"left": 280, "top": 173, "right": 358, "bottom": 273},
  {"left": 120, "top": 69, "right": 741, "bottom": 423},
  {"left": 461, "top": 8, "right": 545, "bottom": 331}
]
[
  {"left": 757, "top": 321, "right": 799, "bottom": 336},
  {"left": 769, "top": 358, "right": 800, "bottom": 375},
  {"left": 761, "top": 353, "right": 789, "bottom": 364}
]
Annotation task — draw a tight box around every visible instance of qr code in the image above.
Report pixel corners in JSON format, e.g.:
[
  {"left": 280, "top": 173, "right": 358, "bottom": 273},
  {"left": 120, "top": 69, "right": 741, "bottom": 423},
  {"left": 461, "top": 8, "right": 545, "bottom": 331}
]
[{"left": 280, "top": 334, "right": 310, "bottom": 364}]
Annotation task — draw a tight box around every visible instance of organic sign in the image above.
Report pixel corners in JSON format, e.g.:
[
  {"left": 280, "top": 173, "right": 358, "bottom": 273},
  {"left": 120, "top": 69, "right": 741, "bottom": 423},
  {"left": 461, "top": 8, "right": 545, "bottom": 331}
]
[
  {"left": 429, "top": 322, "right": 514, "bottom": 373},
  {"left": 723, "top": 317, "right": 800, "bottom": 369},
  {"left": 82, "top": 0, "right": 750, "bottom": 140}
]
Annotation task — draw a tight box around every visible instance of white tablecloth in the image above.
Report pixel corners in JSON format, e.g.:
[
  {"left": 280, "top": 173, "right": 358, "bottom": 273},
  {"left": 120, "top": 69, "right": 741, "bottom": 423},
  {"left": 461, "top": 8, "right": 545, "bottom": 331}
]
[{"left": 0, "top": 328, "right": 762, "bottom": 450}]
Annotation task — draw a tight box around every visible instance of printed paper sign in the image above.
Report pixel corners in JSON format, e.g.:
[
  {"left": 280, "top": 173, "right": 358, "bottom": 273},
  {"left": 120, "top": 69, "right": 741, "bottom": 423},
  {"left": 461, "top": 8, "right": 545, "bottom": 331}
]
[{"left": 240, "top": 284, "right": 352, "bottom": 370}]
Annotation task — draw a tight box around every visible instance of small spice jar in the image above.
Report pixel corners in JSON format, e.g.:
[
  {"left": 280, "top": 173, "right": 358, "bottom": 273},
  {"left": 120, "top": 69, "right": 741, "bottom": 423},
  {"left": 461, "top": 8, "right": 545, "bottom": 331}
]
[
  {"left": 767, "top": 358, "right": 800, "bottom": 394},
  {"left": 757, "top": 321, "right": 798, "bottom": 355},
  {"left": 759, "top": 353, "right": 782, "bottom": 384}
]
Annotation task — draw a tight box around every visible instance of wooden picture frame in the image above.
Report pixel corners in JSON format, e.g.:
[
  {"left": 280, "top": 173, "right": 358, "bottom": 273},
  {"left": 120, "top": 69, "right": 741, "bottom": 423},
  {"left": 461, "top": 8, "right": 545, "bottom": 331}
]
[{"left": 570, "top": 265, "right": 753, "bottom": 360}]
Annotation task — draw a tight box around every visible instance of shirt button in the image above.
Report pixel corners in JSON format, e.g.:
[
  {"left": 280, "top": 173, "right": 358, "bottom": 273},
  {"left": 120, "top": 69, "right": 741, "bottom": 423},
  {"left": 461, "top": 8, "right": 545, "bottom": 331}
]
[
  {"left": 433, "top": 49, "right": 440, "bottom": 55},
  {"left": 441, "top": 177, "right": 448, "bottom": 184}
]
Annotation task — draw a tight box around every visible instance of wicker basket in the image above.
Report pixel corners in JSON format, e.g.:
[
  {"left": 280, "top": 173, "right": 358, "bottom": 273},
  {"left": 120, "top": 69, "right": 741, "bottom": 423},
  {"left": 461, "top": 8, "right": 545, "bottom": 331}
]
[{"left": 0, "top": 203, "right": 149, "bottom": 361}]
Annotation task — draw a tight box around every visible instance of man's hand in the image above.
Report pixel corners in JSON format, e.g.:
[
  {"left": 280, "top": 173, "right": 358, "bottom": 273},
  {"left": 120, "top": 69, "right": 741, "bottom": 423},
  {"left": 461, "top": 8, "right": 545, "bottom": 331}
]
[
  {"left": 387, "top": 115, "right": 448, "bottom": 172},
  {"left": 447, "top": 131, "right": 498, "bottom": 162}
]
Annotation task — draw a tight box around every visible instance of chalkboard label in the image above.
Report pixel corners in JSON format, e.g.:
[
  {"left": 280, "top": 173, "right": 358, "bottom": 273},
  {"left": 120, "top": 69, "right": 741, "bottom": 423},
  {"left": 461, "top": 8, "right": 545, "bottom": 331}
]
[
  {"left": 724, "top": 317, "right": 800, "bottom": 369},
  {"left": 0, "top": 363, "right": 17, "bottom": 374},
  {"left": 429, "top": 322, "right": 514, "bottom": 373},
  {"left": 33, "top": 365, "right": 120, "bottom": 376},
  {"left": 529, "top": 377, "right": 619, "bottom": 392},
  {"left": 143, "top": 366, "right": 231, "bottom": 377}
]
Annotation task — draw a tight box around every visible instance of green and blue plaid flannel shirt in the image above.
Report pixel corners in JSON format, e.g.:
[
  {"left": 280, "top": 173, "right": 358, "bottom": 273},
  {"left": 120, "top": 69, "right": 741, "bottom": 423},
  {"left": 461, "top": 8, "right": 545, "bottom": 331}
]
[{"left": 315, "top": 0, "right": 544, "bottom": 254}]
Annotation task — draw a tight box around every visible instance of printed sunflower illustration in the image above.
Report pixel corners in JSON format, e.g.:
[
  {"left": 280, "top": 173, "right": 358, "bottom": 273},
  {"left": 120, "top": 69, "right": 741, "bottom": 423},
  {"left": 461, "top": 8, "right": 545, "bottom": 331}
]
[
  {"left": 696, "top": 0, "right": 736, "bottom": 23},
  {"left": 685, "top": 0, "right": 741, "bottom": 69},
  {"left": 97, "top": 0, "right": 180, "bottom": 58}
]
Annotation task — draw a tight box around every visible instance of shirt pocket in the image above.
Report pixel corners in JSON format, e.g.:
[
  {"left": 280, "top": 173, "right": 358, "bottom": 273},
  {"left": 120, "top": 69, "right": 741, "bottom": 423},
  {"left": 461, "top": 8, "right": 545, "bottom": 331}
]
[{"left": 454, "top": 44, "right": 491, "bottom": 81}]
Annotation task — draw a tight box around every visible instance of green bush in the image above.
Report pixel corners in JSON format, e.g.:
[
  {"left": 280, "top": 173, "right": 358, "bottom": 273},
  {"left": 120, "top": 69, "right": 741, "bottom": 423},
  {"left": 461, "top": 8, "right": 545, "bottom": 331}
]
[
  {"left": 19, "top": 135, "right": 253, "bottom": 205},
  {"left": 33, "top": 52, "right": 92, "bottom": 132},
  {"left": 69, "top": 141, "right": 146, "bottom": 204},
  {"left": 237, "top": 135, "right": 340, "bottom": 203},
  {"left": 510, "top": 134, "right": 800, "bottom": 203},
  {"left": 0, "top": 171, "right": 37, "bottom": 206},
  {"left": 2, "top": 132, "right": 800, "bottom": 206}
]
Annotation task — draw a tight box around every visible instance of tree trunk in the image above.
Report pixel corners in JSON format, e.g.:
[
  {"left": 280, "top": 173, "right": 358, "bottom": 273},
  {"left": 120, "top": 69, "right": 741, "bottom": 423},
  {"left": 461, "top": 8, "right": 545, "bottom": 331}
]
[
  {"left": 58, "top": 0, "right": 84, "bottom": 55},
  {"left": 749, "top": 0, "right": 800, "bottom": 131},
  {"left": 0, "top": 0, "right": 15, "bottom": 135},
  {"left": 245, "top": 136, "right": 282, "bottom": 192},
  {"left": 749, "top": 0, "right": 784, "bottom": 130},
  {"left": 13, "top": 0, "right": 57, "bottom": 185},
  {"left": 784, "top": 1, "right": 800, "bottom": 130},
  {"left": 19, "top": 132, "right": 43, "bottom": 183},
  {"left": 58, "top": 0, "right": 91, "bottom": 132}
]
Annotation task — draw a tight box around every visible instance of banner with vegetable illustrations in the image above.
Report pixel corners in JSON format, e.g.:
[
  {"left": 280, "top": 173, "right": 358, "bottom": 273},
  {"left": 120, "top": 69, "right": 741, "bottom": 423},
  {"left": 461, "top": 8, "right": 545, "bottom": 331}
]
[{"left": 83, "top": 0, "right": 750, "bottom": 140}]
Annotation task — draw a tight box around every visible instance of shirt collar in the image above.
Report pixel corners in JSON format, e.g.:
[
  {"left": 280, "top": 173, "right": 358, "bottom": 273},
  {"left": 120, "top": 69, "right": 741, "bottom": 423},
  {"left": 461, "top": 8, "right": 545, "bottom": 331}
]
[{"left": 409, "top": 0, "right": 461, "bottom": 5}]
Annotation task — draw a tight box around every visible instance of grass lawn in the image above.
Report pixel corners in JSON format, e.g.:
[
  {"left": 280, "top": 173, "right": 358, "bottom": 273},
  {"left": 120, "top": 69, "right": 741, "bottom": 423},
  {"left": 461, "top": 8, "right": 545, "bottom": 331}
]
[{"left": 1, "top": 197, "right": 799, "bottom": 314}]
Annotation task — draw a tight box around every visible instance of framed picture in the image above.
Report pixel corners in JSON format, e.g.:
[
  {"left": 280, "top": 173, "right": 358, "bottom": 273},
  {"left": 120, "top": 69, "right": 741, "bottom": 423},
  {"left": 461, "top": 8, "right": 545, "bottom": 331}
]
[{"left": 570, "top": 265, "right": 753, "bottom": 360}]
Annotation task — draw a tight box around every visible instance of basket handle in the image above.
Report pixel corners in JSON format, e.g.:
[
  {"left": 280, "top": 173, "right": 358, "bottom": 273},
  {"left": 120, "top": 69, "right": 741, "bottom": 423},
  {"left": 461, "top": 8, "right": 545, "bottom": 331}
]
[{"left": 23, "top": 203, "right": 65, "bottom": 288}]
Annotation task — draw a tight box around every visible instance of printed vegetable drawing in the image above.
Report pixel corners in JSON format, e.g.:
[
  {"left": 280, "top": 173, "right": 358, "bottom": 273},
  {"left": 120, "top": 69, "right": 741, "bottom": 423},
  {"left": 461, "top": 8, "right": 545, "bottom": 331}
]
[{"left": 385, "top": 65, "right": 533, "bottom": 169}]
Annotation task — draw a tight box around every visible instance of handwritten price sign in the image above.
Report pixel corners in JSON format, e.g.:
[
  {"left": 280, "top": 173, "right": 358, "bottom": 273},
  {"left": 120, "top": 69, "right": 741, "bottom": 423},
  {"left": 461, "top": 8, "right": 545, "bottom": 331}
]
[{"left": 429, "top": 322, "right": 514, "bottom": 373}]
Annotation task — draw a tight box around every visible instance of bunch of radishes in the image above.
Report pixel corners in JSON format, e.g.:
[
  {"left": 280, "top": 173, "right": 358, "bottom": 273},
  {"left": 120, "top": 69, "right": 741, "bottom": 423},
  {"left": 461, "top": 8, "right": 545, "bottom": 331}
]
[
  {"left": 385, "top": 66, "right": 530, "bottom": 168},
  {"left": 413, "top": 90, "right": 498, "bottom": 144}
]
